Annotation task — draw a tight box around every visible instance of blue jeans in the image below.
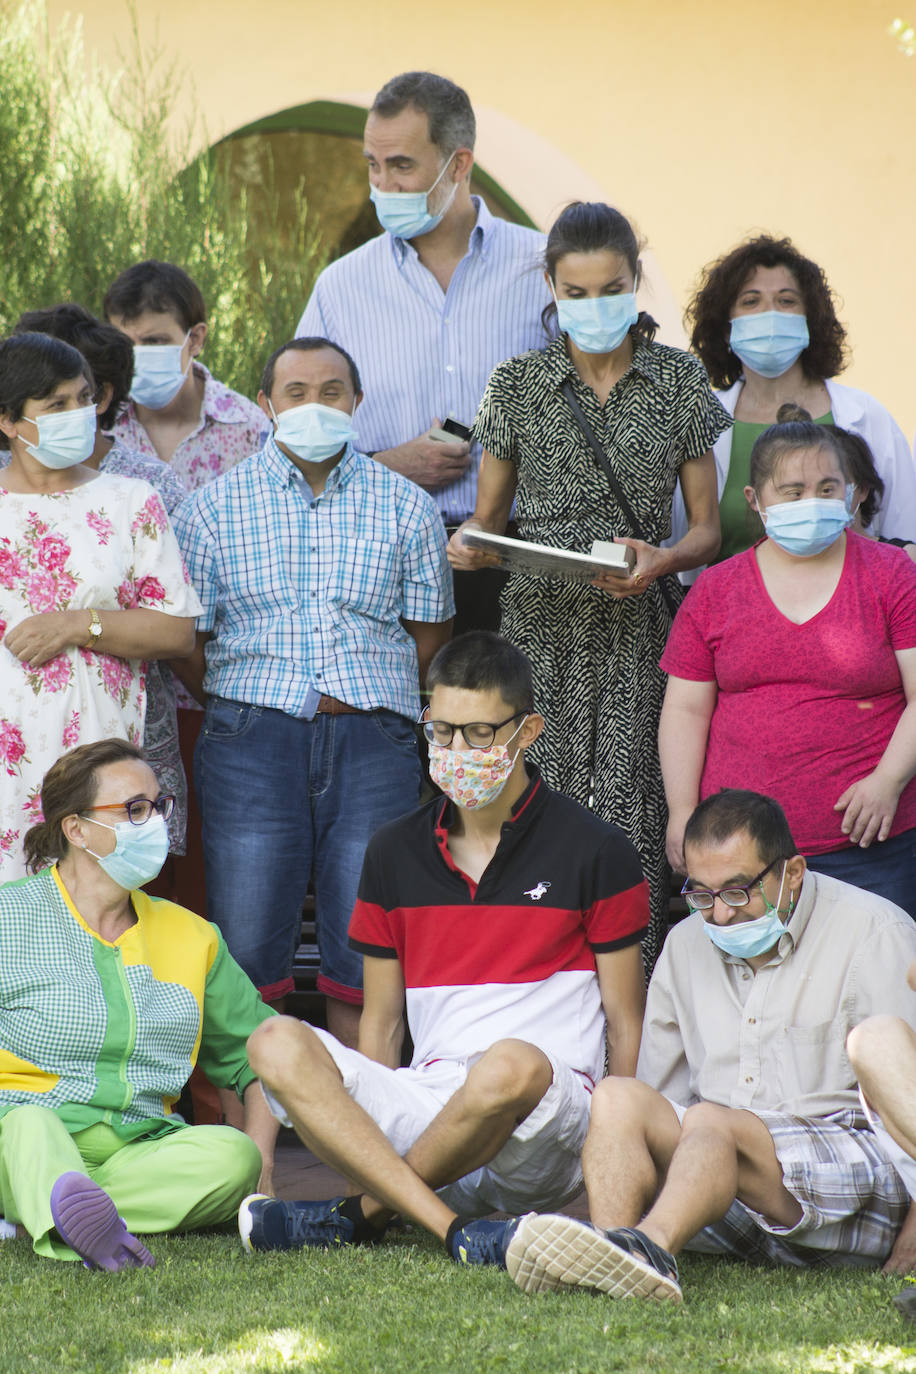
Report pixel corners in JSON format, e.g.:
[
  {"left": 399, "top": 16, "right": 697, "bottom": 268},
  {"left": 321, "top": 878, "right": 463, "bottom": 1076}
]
[
  {"left": 805, "top": 827, "right": 916, "bottom": 919},
  {"left": 195, "top": 698, "right": 422, "bottom": 1001}
]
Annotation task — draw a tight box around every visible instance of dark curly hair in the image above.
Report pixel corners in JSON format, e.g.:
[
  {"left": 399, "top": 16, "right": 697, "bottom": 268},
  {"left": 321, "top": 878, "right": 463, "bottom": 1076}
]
[
  {"left": 542, "top": 202, "right": 657, "bottom": 345},
  {"left": 686, "top": 236, "right": 848, "bottom": 389}
]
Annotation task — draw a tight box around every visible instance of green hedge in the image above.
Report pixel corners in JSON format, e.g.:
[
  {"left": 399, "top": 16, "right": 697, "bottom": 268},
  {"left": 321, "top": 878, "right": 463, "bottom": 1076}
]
[{"left": 0, "top": 0, "right": 326, "bottom": 401}]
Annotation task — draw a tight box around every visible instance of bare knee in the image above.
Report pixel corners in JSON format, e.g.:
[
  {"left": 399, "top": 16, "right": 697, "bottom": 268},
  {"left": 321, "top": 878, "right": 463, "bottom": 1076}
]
[
  {"left": 464, "top": 1039, "right": 553, "bottom": 1116},
  {"left": 588, "top": 1076, "right": 666, "bottom": 1141},
  {"left": 680, "top": 1101, "right": 734, "bottom": 1141},
  {"left": 847, "top": 1016, "right": 908, "bottom": 1083},
  {"left": 247, "top": 1016, "right": 337, "bottom": 1094}
]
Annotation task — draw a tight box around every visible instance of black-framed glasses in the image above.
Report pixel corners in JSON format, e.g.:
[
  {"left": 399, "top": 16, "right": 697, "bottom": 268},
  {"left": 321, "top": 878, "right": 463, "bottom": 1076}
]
[
  {"left": 418, "top": 708, "right": 527, "bottom": 749},
  {"left": 681, "top": 858, "right": 782, "bottom": 912},
  {"left": 85, "top": 795, "right": 176, "bottom": 826}
]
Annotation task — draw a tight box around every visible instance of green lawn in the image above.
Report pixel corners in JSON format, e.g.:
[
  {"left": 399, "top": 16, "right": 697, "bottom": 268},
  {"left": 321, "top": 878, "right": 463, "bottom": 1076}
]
[{"left": 2, "top": 1230, "right": 914, "bottom": 1373}]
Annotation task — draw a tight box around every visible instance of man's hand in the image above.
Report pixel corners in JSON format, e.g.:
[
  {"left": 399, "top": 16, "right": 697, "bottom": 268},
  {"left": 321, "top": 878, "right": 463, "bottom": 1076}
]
[
  {"left": 884, "top": 1200, "right": 916, "bottom": 1275},
  {"left": 4, "top": 611, "right": 86, "bottom": 667},
  {"left": 834, "top": 767, "right": 904, "bottom": 847},
  {"left": 375, "top": 420, "right": 471, "bottom": 491}
]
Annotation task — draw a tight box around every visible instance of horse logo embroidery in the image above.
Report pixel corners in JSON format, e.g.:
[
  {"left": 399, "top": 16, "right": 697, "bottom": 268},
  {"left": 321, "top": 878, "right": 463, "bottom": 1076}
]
[{"left": 524, "top": 881, "right": 551, "bottom": 901}]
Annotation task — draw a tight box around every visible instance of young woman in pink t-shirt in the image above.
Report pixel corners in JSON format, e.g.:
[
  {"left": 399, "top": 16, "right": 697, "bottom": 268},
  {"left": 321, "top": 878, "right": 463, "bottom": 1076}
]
[{"left": 659, "top": 411, "right": 916, "bottom": 916}]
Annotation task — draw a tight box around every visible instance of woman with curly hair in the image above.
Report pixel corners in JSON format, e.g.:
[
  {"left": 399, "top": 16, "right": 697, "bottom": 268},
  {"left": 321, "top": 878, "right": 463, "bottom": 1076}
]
[{"left": 673, "top": 235, "right": 916, "bottom": 565}]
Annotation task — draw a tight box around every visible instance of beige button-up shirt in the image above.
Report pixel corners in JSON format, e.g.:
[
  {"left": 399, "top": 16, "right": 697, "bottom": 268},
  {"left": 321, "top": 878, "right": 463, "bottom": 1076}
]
[{"left": 637, "top": 870, "right": 916, "bottom": 1116}]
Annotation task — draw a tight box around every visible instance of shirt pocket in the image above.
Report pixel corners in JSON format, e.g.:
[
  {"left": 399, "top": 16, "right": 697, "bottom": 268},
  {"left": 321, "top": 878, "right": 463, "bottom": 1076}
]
[
  {"left": 327, "top": 540, "right": 398, "bottom": 618},
  {"left": 781, "top": 1019, "right": 839, "bottom": 1101}
]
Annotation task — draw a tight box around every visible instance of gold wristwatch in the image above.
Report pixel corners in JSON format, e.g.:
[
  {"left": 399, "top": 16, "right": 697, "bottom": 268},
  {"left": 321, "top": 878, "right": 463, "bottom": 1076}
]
[{"left": 84, "top": 609, "right": 103, "bottom": 650}]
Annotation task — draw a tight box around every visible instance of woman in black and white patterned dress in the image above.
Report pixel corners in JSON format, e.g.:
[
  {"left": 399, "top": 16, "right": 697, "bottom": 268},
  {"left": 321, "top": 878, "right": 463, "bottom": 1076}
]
[{"left": 448, "top": 203, "right": 731, "bottom": 966}]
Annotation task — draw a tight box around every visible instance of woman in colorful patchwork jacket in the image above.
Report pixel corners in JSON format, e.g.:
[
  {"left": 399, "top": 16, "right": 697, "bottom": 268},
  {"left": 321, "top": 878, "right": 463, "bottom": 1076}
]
[{"left": 0, "top": 737, "right": 277, "bottom": 1270}]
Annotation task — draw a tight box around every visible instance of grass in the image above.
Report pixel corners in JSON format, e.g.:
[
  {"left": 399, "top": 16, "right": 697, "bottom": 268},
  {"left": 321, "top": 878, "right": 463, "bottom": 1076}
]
[{"left": 2, "top": 1228, "right": 915, "bottom": 1373}]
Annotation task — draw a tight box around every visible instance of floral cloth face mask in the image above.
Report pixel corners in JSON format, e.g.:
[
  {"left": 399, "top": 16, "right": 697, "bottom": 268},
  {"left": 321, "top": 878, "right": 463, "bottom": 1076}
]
[{"left": 428, "top": 717, "right": 528, "bottom": 810}]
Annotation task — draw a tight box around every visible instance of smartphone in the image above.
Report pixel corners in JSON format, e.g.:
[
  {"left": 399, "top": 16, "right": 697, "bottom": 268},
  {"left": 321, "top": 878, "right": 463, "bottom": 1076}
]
[{"left": 429, "top": 418, "right": 472, "bottom": 443}]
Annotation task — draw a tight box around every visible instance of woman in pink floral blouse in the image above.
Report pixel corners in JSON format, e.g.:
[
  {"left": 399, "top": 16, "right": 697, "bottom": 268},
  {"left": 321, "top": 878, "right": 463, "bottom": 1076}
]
[{"left": 0, "top": 334, "right": 201, "bottom": 880}]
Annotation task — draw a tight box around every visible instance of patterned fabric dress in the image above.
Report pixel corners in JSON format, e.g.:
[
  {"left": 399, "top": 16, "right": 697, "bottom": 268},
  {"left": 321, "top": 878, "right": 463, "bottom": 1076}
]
[
  {"left": 473, "top": 336, "right": 731, "bottom": 966},
  {"left": 0, "top": 473, "right": 202, "bottom": 881}
]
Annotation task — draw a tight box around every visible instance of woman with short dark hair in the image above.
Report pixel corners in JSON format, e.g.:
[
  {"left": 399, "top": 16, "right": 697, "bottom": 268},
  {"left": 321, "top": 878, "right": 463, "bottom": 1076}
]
[
  {"left": 448, "top": 202, "right": 730, "bottom": 964},
  {"left": 660, "top": 414, "right": 916, "bottom": 913},
  {"left": 0, "top": 333, "right": 200, "bottom": 881},
  {"left": 0, "top": 740, "right": 275, "bottom": 1268},
  {"left": 677, "top": 234, "right": 916, "bottom": 564}
]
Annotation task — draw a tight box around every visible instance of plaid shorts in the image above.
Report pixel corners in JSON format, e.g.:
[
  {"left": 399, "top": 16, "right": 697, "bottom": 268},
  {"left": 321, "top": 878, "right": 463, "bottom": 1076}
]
[{"left": 683, "top": 1109, "right": 910, "bottom": 1268}]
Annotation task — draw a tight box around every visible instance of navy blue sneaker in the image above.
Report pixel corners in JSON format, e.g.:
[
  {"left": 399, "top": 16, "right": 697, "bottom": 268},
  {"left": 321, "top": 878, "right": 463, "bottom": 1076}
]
[
  {"left": 446, "top": 1215, "right": 531, "bottom": 1268},
  {"left": 239, "top": 1194, "right": 382, "bottom": 1253}
]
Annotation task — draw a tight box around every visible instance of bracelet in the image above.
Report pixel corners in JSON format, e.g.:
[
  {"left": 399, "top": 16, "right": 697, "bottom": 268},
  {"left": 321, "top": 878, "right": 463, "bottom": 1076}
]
[{"left": 83, "top": 609, "right": 103, "bottom": 650}]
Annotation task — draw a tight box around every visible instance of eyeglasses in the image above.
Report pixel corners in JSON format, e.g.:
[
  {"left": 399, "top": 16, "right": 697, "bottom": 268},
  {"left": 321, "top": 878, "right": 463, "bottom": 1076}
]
[
  {"left": 85, "top": 795, "right": 176, "bottom": 826},
  {"left": 418, "top": 709, "right": 527, "bottom": 749},
  {"left": 681, "top": 859, "right": 782, "bottom": 912}
]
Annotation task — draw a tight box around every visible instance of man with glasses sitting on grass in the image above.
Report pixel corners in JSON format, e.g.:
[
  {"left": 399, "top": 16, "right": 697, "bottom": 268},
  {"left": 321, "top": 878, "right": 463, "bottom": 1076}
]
[
  {"left": 238, "top": 632, "right": 649, "bottom": 1272},
  {"left": 510, "top": 789, "right": 916, "bottom": 1301}
]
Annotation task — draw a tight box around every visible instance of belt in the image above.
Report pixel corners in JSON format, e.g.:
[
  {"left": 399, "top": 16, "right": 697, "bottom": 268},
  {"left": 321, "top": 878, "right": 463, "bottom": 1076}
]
[{"left": 315, "top": 694, "right": 364, "bottom": 716}]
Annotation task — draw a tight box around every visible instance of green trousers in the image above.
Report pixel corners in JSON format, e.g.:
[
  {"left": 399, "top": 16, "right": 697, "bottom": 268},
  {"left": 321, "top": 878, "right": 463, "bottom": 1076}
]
[{"left": 0, "top": 1104, "right": 261, "bottom": 1260}]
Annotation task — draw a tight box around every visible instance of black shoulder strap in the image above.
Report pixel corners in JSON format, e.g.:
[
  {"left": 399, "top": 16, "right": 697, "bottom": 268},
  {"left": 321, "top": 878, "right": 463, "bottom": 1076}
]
[{"left": 558, "top": 379, "right": 682, "bottom": 620}]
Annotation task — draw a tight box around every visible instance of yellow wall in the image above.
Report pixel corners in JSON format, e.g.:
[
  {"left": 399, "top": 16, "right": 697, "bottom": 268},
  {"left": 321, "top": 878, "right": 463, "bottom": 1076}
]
[{"left": 52, "top": 0, "right": 916, "bottom": 437}]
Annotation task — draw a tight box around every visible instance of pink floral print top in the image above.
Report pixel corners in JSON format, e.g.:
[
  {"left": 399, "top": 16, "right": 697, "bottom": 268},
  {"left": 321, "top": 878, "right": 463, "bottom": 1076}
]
[
  {"left": 0, "top": 473, "right": 202, "bottom": 880},
  {"left": 111, "top": 364, "right": 269, "bottom": 492}
]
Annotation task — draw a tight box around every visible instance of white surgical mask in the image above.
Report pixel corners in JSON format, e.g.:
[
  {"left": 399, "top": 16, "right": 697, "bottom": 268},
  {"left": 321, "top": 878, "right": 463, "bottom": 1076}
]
[
  {"left": 269, "top": 400, "right": 357, "bottom": 465},
  {"left": 81, "top": 812, "right": 170, "bottom": 890},
  {"left": 553, "top": 287, "right": 639, "bottom": 354},
  {"left": 729, "top": 312, "right": 809, "bottom": 379},
  {"left": 370, "top": 154, "right": 459, "bottom": 240},
  {"left": 19, "top": 404, "right": 97, "bottom": 469},
  {"left": 130, "top": 334, "right": 191, "bottom": 409}
]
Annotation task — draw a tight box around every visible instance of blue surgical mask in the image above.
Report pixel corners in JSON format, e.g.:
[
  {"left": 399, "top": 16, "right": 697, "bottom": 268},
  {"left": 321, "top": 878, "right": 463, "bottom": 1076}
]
[
  {"left": 19, "top": 404, "right": 97, "bottom": 470},
  {"left": 82, "top": 812, "right": 169, "bottom": 890},
  {"left": 370, "top": 154, "right": 458, "bottom": 239},
  {"left": 130, "top": 335, "right": 191, "bottom": 409},
  {"left": 729, "top": 311, "right": 809, "bottom": 379},
  {"left": 703, "top": 861, "right": 793, "bottom": 959},
  {"left": 760, "top": 489, "right": 853, "bottom": 557},
  {"left": 555, "top": 292, "right": 639, "bottom": 354},
  {"left": 269, "top": 400, "right": 357, "bottom": 465}
]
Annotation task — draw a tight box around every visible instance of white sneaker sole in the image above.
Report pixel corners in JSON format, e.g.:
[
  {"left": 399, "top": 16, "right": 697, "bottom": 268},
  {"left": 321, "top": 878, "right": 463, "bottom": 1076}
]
[
  {"left": 508, "top": 1215, "right": 682, "bottom": 1303},
  {"left": 238, "top": 1193, "right": 270, "bottom": 1253},
  {"left": 505, "top": 1215, "right": 577, "bottom": 1293}
]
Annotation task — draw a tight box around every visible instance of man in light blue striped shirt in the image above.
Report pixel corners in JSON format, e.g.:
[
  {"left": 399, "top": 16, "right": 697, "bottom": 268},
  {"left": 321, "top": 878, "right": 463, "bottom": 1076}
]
[
  {"left": 172, "top": 338, "right": 454, "bottom": 1046},
  {"left": 296, "top": 72, "right": 550, "bottom": 630}
]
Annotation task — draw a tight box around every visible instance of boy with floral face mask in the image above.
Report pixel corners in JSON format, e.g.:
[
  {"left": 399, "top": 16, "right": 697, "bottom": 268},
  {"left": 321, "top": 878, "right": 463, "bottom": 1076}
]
[{"left": 239, "top": 631, "right": 650, "bottom": 1280}]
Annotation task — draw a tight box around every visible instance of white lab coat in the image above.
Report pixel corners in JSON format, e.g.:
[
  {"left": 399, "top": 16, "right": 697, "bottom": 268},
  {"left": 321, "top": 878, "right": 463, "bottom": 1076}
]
[{"left": 669, "top": 377, "right": 916, "bottom": 582}]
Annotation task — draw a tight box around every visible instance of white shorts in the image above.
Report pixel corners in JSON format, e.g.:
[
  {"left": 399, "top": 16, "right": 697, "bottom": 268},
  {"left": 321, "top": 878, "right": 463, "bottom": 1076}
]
[{"left": 263, "top": 1027, "right": 591, "bottom": 1217}]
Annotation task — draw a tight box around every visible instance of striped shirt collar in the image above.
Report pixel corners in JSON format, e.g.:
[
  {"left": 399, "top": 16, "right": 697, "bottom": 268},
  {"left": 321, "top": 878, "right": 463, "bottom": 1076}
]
[
  {"left": 544, "top": 334, "right": 667, "bottom": 392},
  {"left": 388, "top": 195, "right": 494, "bottom": 266},
  {"left": 257, "top": 433, "right": 359, "bottom": 492}
]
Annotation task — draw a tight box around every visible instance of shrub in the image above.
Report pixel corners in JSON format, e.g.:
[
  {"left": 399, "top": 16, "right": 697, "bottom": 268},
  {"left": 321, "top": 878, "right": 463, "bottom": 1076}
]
[{"left": 0, "top": 0, "right": 326, "bottom": 400}]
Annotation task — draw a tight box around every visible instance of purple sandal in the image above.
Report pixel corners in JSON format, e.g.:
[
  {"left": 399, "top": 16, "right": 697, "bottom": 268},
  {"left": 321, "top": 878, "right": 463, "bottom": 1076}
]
[{"left": 50, "top": 1172, "right": 156, "bottom": 1272}]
